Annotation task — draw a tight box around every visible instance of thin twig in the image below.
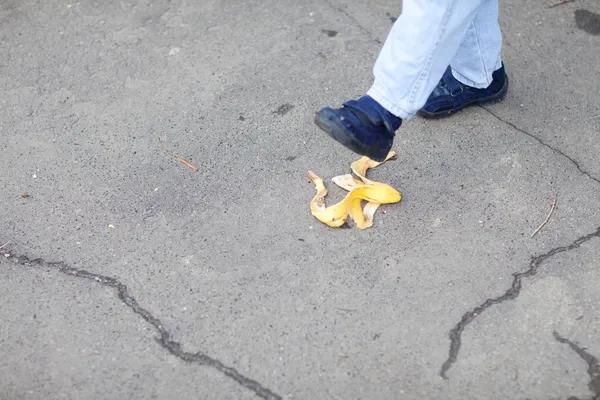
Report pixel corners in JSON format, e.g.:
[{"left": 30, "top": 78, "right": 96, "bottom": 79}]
[
  {"left": 157, "top": 137, "right": 171, "bottom": 157},
  {"left": 157, "top": 137, "right": 199, "bottom": 172},
  {"left": 174, "top": 158, "right": 199, "bottom": 171},
  {"left": 531, "top": 195, "right": 557, "bottom": 237},
  {"left": 0, "top": 241, "right": 11, "bottom": 250},
  {"left": 335, "top": 307, "right": 357, "bottom": 312},
  {"left": 547, "top": 0, "right": 574, "bottom": 8}
]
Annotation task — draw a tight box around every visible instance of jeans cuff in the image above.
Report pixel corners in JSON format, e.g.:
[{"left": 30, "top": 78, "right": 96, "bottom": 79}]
[
  {"left": 367, "top": 84, "right": 414, "bottom": 120},
  {"left": 450, "top": 68, "right": 491, "bottom": 89},
  {"left": 451, "top": 58, "right": 503, "bottom": 89}
]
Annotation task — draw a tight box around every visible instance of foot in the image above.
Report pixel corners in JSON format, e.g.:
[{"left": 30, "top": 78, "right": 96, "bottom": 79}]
[
  {"left": 314, "top": 96, "right": 402, "bottom": 162},
  {"left": 419, "top": 63, "right": 508, "bottom": 118}
]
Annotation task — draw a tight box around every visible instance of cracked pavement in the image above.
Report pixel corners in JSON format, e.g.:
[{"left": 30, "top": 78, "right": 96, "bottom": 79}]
[{"left": 1, "top": 0, "right": 599, "bottom": 399}]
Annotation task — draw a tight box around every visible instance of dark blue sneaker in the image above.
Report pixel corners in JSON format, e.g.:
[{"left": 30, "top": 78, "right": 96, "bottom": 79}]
[
  {"left": 314, "top": 95, "right": 402, "bottom": 162},
  {"left": 419, "top": 64, "right": 508, "bottom": 118}
]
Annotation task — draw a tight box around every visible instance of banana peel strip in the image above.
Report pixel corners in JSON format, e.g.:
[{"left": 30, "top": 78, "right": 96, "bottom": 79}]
[
  {"left": 307, "top": 152, "right": 401, "bottom": 229},
  {"left": 331, "top": 174, "right": 383, "bottom": 227},
  {"left": 351, "top": 152, "right": 397, "bottom": 184}
]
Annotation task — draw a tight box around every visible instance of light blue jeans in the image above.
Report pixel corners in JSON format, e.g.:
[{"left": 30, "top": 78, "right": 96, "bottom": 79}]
[{"left": 367, "top": 0, "right": 503, "bottom": 119}]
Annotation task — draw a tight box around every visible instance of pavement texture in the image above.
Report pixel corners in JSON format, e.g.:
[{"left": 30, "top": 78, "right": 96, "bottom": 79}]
[{"left": 1, "top": 0, "right": 600, "bottom": 399}]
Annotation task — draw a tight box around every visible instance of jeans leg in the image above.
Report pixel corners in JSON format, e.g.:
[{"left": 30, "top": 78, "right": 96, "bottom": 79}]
[
  {"left": 367, "top": 0, "right": 485, "bottom": 119},
  {"left": 450, "top": 0, "right": 502, "bottom": 88}
]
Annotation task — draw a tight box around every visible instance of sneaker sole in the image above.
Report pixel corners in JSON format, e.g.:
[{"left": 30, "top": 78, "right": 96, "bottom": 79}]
[{"left": 418, "top": 74, "right": 509, "bottom": 119}]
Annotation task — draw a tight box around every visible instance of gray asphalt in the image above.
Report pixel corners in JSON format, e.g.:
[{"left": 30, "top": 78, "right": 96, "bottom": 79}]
[{"left": 1, "top": 1, "right": 600, "bottom": 399}]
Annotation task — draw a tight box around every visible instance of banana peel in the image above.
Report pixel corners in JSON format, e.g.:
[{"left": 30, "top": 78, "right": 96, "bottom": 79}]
[
  {"left": 307, "top": 152, "right": 401, "bottom": 229},
  {"left": 351, "top": 153, "right": 394, "bottom": 184}
]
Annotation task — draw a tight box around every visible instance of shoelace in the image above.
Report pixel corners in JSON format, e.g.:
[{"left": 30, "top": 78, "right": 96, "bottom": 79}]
[{"left": 440, "top": 72, "right": 467, "bottom": 96}]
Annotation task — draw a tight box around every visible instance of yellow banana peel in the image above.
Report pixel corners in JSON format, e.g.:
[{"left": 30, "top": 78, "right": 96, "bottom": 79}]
[
  {"left": 307, "top": 152, "right": 401, "bottom": 229},
  {"left": 351, "top": 152, "right": 396, "bottom": 184}
]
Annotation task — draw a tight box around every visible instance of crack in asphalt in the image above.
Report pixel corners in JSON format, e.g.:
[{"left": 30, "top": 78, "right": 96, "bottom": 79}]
[
  {"left": 322, "top": 0, "right": 382, "bottom": 44},
  {"left": 554, "top": 332, "right": 600, "bottom": 400},
  {"left": 480, "top": 106, "right": 600, "bottom": 186},
  {"left": 4, "top": 253, "right": 282, "bottom": 400},
  {"left": 440, "top": 227, "right": 600, "bottom": 379}
]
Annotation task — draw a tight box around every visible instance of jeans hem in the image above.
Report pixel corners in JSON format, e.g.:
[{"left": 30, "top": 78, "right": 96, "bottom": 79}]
[
  {"left": 367, "top": 84, "right": 414, "bottom": 120},
  {"left": 450, "top": 68, "right": 491, "bottom": 88},
  {"left": 451, "top": 57, "right": 503, "bottom": 89}
]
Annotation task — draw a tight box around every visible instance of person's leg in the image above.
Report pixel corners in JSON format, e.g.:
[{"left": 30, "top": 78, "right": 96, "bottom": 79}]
[
  {"left": 419, "top": 0, "right": 508, "bottom": 118},
  {"left": 315, "top": 0, "right": 486, "bottom": 161},
  {"left": 450, "top": 0, "right": 502, "bottom": 88},
  {"left": 367, "top": 0, "right": 485, "bottom": 119}
]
